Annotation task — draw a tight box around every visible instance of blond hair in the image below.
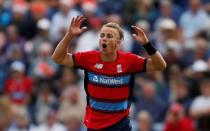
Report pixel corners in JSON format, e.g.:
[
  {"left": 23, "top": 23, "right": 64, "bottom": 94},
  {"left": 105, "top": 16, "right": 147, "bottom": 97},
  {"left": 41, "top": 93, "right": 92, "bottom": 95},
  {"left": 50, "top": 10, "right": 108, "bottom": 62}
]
[{"left": 103, "top": 22, "right": 124, "bottom": 40}]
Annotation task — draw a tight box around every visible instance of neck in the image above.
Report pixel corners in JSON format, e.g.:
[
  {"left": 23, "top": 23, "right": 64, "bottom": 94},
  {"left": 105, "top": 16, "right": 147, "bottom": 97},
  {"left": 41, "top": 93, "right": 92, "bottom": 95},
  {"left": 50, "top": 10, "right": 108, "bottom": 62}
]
[{"left": 100, "top": 51, "right": 117, "bottom": 62}]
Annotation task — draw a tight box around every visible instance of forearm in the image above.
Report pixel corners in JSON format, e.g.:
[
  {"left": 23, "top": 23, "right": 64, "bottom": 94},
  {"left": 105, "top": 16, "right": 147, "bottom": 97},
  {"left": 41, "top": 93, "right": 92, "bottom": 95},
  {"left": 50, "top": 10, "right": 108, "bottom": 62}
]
[
  {"left": 131, "top": 25, "right": 166, "bottom": 71},
  {"left": 51, "top": 33, "right": 74, "bottom": 63},
  {"left": 149, "top": 51, "right": 166, "bottom": 70},
  {"left": 144, "top": 41, "right": 166, "bottom": 71}
]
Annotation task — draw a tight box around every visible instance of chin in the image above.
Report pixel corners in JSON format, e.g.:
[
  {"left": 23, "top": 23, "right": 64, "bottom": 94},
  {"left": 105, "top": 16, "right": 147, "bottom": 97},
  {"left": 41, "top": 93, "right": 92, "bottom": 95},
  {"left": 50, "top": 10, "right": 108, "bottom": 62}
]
[{"left": 101, "top": 49, "right": 110, "bottom": 54}]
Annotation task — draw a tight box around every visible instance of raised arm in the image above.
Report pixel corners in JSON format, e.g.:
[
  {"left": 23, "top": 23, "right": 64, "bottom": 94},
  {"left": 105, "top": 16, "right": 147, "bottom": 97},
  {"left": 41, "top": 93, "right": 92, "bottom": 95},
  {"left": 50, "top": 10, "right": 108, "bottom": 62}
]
[
  {"left": 131, "top": 25, "right": 166, "bottom": 72},
  {"left": 51, "top": 15, "right": 87, "bottom": 67}
]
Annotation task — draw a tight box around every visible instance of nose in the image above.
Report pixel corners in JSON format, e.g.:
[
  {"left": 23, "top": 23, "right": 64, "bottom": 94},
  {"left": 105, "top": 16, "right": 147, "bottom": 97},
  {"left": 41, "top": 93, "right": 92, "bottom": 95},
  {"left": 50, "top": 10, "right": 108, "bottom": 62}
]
[{"left": 101, "top": 38, "right": 107, "bottom": 43}]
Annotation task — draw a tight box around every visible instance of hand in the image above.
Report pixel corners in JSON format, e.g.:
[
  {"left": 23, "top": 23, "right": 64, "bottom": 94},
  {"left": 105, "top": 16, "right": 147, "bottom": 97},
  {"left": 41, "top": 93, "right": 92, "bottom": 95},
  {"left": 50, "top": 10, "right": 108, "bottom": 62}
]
[
  {"left": 131, "top": 25, "right": 149, "bottom": 45},
  {"left": 68, "top": 15, "right": 87, "bottom": 36}
]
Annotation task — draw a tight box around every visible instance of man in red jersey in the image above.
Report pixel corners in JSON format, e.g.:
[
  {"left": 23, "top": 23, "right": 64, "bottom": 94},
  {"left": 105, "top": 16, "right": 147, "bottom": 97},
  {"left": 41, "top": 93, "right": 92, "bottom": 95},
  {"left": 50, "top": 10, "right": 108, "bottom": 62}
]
[{"left": 51, "top": 15, "right": 166, "bottom": 131}]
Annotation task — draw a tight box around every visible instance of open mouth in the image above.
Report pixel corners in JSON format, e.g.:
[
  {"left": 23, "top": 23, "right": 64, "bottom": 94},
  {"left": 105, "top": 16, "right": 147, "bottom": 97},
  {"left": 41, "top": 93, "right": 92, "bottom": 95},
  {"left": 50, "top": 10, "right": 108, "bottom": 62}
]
[{"left": 102, "top": 44, "right": 107, "bottom": 48}]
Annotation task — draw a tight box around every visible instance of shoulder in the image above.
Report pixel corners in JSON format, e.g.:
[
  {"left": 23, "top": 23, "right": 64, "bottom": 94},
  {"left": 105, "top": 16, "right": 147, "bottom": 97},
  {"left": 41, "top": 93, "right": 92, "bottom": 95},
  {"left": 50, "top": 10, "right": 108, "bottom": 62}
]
[
  {"left": 75, "top": 50, "right": 99, "bottom": 56},
  {"left": 52, "top": 12, "right": 62, "bottom": 20},
  {"left": 191, "top": 96, "right": 205, "bottom": 105},
  {"left": 180, "top": 11, "right": 190, "bottom": 20},
  {"left": 118, "top": 51, "right": 134, "bottom": 57},
  {"left": 118, "top": 51, "right": 144, "bottom": 59},
  {"left": 73, "top": 50, "right": 99, "bottom": 62}
]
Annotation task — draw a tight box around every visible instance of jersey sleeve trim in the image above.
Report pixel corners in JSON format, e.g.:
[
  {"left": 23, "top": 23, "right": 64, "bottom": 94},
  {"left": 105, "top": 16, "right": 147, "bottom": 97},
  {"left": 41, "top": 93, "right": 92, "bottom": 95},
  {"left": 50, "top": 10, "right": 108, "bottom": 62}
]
[
  {"left": 72, "top": 53, "right": 84, "bottom": 69},
  {"left": 143, "top": 58, "right": 148, "bottom": 72},
  {"left": 72, "top": 53, "right": 77, "bottom": 68}
]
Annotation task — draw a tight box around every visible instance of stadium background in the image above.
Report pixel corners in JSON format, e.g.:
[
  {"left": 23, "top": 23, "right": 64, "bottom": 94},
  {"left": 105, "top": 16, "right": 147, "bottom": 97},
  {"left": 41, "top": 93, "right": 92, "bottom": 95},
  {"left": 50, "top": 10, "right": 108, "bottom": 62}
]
[{"left": 0, "top": 0, "right": 210, "bottom": 130}]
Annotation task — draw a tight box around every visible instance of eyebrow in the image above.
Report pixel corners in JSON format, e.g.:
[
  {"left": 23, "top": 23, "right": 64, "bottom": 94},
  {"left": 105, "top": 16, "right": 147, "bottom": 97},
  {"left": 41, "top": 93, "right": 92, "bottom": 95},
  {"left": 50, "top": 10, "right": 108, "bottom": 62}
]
[{"left": 100, "top": 32, "right": 114, "bottom": 36}]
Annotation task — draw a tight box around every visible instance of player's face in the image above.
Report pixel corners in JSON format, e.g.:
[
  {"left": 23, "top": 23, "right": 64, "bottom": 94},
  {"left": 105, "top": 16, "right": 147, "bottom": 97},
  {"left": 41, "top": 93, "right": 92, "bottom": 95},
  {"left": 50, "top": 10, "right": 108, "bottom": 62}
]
[{"left": 99, "top": 26, "right": 121, "bottom": 54}]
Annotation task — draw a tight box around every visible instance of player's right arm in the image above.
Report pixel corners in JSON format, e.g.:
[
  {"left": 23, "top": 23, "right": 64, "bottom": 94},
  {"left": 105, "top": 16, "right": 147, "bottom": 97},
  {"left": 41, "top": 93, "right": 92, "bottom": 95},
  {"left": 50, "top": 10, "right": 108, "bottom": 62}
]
[{"left": 51, "top": 15, "right": 87, "bottom": 67}]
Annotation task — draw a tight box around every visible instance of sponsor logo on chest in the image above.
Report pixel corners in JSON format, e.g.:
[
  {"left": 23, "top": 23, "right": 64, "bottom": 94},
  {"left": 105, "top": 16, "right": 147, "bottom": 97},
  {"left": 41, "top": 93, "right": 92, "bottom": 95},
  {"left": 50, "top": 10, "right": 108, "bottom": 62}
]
[
  {"left": 94, "top": 63, "right": 123, "bottom": 73},
  {"left": 94, "top": 63, "right": 103, "bottom": 69},
  {"left": 88, "top": 72, "right": 131, "bottom": 86},
  {"left": 117, "top": 64, "right": 122, "bottom": 73},
  {"left": 93, "top": 75, "right": 124, "bottom": 85}
]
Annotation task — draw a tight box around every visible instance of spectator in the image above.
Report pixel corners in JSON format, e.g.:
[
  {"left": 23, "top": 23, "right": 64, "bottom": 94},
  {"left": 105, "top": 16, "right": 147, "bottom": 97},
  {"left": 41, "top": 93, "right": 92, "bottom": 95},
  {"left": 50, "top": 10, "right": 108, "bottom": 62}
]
[
  {"left": 164, "top": 103, "right": 195, "bottom": 131},
  {"left": 35, "top": 82, "right": 57, "bottom": 124},
  {"left": 81, "top": 0, "right": 102, "bottom": 17},
  {"left": 190, "top": 78, "right": 210, "bottom": 130},
  {"left": 155, "top": 18, "right": 181, "bottom": 57},
  {"left": 58, "top": 85, "right": 85, "bottom": 123},
  {"left": 30, "top": 1, "right": 48, "bottom": 21},
  {"left": 27, "top": 18, "right": 52, "bottom": 59},
  {"left": 157, "top": 0, "right": 182, "bottom": 23},
  {"left": 132, "top": 0, "right": 158, "bottom": 26},
  {"left": 98, "top": 0, "right": 126, "bottom": 15},
  {"left": 170, "top": 79, "right": 192, "bottom": 114},
  {"left": 187, "top": 60, "right": 209, "bottom": 98},
  {"left": 30, "top": 42, "right": 58, "bottom": 80},
  {"left": 0, "top": 30, "right": 7, "bottom": 93},
  {"left": 53, "top": 67, "right": 79, "bottom": 97},
  {"left": 0, "top": 96, "right": 12, "bottom": 131},
  {"left": 11, "top": 0, "right": 37, "bottom": 40},
  {"left": 8, "top": 106, "right": 37, "bottom": 131},
  {"left": 50, "top": 0, "right": 80, "bottom": 42},
  {"left": 179, "top": 0, "right": 210, "bottom": 50},
  {"left": 4, "top": 61, "right": 33, "bottom": 106},
  {"left": 0, "top": 0, "right": 12, "bottom": 28},
  {"left": 181, "top": 37, "right": 210, "bottom": 68},
  {"left": 5, "top": 24, "right": 26, "bottom": 56},
  {"left": 135, "top": 80, "right": 167, "bottom": 123},
  {"left": 37, "top": 109, "right": 67, "bottom": 131},
  {"left": 64, "top": 111, "right": 86, "bottom": 131},
  {"left": 136, "top": 110, "right": 154, "bottom": 131}
]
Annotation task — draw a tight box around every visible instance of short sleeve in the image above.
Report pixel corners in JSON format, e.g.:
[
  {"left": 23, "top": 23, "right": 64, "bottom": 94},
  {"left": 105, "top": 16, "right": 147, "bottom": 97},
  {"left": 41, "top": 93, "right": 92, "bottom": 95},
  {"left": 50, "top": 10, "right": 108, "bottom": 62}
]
[
  {"left": 72, "top": 51, "right": 95, "bottom": 69},
  {"left": 129, "top": 54, "right": 147, "bottom": 72}
]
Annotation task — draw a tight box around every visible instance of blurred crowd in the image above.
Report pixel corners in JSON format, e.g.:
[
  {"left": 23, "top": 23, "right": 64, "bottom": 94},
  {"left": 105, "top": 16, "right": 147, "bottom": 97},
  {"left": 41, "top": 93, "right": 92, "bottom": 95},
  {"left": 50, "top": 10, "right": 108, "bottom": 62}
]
[{"left": 0, "top": 0, "right": 210, "bottom": 130}]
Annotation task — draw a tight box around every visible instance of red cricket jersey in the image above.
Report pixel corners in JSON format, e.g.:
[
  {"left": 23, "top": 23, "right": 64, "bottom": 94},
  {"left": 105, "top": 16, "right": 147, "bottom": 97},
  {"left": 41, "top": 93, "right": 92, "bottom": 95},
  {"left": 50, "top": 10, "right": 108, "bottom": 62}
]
[{"left": 73, "top": 50, "right": 147, "bottom": 129}]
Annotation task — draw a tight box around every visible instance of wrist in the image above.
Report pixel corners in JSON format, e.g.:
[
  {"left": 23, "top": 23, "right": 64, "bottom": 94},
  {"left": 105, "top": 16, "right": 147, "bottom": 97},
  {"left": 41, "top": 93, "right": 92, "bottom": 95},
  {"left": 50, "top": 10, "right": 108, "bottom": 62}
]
[
  {"left": 143, "top": 39, "right": 149, "bottom": 45},
  {"left": 143, "top": 41, "right": 157, "bottom": 55},
  {"left": 65, "top": 32, "right": 75, "bottom": 39},
  {"left": 66, "top": 31, "right": 73, "bottom": 36}
]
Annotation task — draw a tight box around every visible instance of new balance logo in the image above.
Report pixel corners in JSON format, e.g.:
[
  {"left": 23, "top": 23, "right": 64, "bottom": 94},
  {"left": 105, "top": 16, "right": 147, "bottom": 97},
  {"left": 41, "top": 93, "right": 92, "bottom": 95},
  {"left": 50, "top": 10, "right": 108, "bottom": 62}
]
[{"left": 94, "top": 63, "right": 103, "bottom": 69}]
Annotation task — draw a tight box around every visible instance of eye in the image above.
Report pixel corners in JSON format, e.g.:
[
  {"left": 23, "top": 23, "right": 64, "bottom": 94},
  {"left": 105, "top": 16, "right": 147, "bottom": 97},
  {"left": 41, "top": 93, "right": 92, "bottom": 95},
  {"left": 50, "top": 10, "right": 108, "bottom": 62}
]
[
  {"left": 107, "top": 34, "right": 113, "bottom": 38},
  {"left": 100, "top": 33, "right": 105, "bottom": 38}
]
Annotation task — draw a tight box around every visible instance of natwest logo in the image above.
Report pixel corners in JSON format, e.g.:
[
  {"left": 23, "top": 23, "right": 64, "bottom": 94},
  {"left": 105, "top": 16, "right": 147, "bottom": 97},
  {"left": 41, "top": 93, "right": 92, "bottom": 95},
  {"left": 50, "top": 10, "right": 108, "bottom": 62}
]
[
  {"left": 99, "top": 77, "right": 123, "bottom": 85},
  {"left": 93, "top": 75, "right": 99, "bottom": 82}
]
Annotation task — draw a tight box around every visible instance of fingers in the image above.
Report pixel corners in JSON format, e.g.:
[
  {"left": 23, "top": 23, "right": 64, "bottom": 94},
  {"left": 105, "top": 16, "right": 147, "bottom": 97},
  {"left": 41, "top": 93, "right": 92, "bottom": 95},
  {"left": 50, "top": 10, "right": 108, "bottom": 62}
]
[
  {"left": 70, "top": 17, "right": 75, "bottom": 26},
  {"left": 78, "top": 16, "right": 86, "bottom": 26},
  {"left": 131, "top": 25, "right": 149, "bottom": 43},
  {"left": 71, "top": 15, "right": 86, "bottom": 27},
  {"left": 75, "top": 15, "right": 83, "bottom": 24},
  {"left": 131, "top": 25, "right": 145, "bottom": 35},
  {"left": 132, "top": 33, "right": 137, "bottom": 40},
  {"left": 81, "top": 26, "right": 87, "bottom": 32}
]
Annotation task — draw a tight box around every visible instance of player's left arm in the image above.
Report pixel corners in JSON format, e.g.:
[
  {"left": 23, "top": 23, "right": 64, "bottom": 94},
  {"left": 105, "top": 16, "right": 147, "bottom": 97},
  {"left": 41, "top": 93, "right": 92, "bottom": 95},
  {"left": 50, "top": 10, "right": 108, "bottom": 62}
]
[{"left": 131, "top": 25, "right": 166, "bottom": 72}]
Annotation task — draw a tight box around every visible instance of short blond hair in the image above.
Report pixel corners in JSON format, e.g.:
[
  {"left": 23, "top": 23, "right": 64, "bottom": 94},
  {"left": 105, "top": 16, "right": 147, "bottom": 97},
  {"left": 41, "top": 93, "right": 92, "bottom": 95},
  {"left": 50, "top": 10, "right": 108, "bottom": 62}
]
[{"left": 103, "top": 22, "right": 124, "bottom": 40}]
